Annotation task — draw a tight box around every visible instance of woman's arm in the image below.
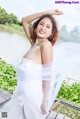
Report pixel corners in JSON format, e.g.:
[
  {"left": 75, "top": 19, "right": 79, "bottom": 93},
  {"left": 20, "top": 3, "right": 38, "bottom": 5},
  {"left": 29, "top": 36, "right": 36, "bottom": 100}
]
[
  {"left": 22, "top": 9, "right": 63, "bottom": 44},
  {"left": 40, "top": 40, "right": 53, "bottom": 114}
]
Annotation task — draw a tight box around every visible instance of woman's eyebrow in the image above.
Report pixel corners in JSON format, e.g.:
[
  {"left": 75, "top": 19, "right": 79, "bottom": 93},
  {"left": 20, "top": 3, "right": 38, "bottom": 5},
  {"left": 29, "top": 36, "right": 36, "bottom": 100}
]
[
  {"left": 40, "top": 21, "right": 44, "bottom": 24},
  {"left": 46, "top": 24, "right": 51, "bottom": 26},
  {"left": 40, "top": 22, "right": 51, "bottom": 26}
]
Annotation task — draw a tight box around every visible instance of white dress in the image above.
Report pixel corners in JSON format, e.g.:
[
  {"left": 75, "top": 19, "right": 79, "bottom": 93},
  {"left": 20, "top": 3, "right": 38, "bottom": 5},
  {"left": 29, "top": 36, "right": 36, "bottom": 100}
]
[
  {"left": 1, "top": 57, "right": 49, "bottom": 119},
  {"left": 1, "top": 42, "right": 80, "bottom": 119}
]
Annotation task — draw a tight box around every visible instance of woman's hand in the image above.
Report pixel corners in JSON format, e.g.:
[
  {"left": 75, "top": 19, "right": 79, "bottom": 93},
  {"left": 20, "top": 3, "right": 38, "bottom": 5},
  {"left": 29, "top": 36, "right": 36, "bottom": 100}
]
[
  {"left": 45, "top": 9, "right": 63, "bottom": 15},
  {"left": 40, "top": 99, "right": 47, "bottom": 115}
]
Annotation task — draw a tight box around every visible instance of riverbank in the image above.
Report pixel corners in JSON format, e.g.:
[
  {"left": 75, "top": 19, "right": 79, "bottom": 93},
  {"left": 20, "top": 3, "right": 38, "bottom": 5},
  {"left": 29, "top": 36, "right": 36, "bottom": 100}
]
[{"left": 0, "top": 24, "right": 26, "bottom": 37}]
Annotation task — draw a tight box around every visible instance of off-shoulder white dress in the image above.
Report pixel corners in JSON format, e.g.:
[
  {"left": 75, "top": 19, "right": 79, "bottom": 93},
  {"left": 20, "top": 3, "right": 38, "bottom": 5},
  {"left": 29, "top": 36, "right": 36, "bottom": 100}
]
[
  {"left": 1, "top": 57, "right": 49, "bottom": 119},
  {"left": 1, "top": 42, "right": 80, "bottom": 119}
]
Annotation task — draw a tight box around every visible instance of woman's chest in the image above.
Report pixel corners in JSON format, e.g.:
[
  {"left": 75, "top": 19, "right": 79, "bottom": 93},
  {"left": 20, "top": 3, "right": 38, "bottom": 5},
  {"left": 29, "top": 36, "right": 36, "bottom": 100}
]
[
  {"left": 14, "top": 58, "right": 42, "bottom": 81},
  {"left": 24, "top": 45, "right": 42, "bottom": 64}
]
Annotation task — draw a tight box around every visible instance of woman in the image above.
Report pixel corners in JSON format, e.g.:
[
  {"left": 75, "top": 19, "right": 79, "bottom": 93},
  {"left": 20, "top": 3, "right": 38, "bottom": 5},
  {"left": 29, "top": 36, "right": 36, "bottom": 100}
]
[{"left": 1, "top": 9, "right": 63, "bottom": 119}]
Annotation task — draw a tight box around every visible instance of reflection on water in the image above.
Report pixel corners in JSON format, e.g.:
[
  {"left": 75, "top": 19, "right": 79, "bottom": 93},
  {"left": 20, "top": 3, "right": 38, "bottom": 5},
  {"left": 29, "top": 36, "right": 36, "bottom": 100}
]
[{"left": 0, "top": 32, "right": 30, "bottom": 64}]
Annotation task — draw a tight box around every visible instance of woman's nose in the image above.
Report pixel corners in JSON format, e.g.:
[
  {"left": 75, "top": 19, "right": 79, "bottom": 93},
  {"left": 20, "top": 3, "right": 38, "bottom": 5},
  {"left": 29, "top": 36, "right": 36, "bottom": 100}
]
[{"left": 41, "top": 26, "right": 46, "bottom": 30}]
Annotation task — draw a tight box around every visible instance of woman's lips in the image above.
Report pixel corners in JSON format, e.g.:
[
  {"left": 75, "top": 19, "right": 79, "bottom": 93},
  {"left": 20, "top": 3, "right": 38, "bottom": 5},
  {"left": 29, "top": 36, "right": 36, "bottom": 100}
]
[{"left": 39, "top": 30, "right": 45, "bottom": 34}]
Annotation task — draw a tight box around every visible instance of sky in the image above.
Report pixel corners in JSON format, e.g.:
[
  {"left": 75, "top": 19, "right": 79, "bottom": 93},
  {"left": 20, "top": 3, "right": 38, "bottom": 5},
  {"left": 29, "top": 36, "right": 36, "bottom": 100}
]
[{"left": 0, "top": 0, "right": 80, "bottom": 32}]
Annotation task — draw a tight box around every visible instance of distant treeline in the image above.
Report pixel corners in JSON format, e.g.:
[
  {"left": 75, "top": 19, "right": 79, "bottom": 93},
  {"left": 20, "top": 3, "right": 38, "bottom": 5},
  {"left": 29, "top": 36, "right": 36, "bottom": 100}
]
[
  {"left": 0, "top": 7, "right": 80, "bottom": 43},
  {"left": 59, "top": 25, "right": 80, "bottom": 43},
  {"left": 0, "top": 7, "right": 21, "bottom": 25}
]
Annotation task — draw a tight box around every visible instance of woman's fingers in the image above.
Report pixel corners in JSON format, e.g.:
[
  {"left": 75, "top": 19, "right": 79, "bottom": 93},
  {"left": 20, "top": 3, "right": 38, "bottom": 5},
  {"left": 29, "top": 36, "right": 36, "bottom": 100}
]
[
  {"left": 45, "top": 9, "right": 63, "bottom": 15},
  {"left": 57, "top": 11, "right": 64, "bottom": 15},
  {"left": 41, "top": 107, "right": 47, "bottom": 115},
  {"left": 54, "top": 9, "right": 63, "bottom": 15},
  {"left": 54, "top": 9, "right": 58, "bottom": 11},
  {"left": 42, "top": 110, "right": 47, "bottom": 115},
  {"left": 52, "top": 9, "right": 63, "bottom": 15},
  {"left": 41, "top": 104, "right": 47, "bottom": 115}
]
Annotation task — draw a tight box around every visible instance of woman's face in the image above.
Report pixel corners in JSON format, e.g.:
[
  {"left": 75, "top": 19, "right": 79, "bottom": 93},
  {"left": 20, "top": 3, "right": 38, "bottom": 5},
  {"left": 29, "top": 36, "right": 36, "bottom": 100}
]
[{"left": 36, "top": 18, "right": 53, "bottom": 39}]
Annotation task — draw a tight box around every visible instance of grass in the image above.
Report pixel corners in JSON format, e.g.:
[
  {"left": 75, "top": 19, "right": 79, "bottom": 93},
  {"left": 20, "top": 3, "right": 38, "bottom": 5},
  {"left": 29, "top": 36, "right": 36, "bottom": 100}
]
[{"left": 0, "top": 24, "right": 26, "bottom": 37}]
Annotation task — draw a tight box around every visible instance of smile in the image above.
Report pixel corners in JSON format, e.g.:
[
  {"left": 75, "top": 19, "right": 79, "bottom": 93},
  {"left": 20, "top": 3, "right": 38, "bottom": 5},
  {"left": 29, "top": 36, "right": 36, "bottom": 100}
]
[{"left": 39, "top": 30, "right": 45, "bottom": 34}]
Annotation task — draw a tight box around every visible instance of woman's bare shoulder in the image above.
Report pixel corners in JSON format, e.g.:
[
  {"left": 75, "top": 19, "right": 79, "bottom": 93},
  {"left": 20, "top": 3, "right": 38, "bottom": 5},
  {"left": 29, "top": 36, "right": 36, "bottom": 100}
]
[{"left": 41, "top": 40, "right": 52, "bottom": 49}]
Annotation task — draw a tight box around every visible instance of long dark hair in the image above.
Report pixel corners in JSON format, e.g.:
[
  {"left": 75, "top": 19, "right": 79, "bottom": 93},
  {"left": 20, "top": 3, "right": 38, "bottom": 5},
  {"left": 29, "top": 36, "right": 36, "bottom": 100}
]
[{"left": 30, "top": 14, "right": 58, "bottom": 46}]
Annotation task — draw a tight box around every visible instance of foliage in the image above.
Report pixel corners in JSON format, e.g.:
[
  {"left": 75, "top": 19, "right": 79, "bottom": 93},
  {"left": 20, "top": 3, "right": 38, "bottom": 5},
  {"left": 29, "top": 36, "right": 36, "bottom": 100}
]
[
  {"left": 0, "top": 57, "right": 80, "bottom": 106},
  {"left": 0, "top": 58, "right": 17, "bottom": 93},
  {"left": 0, "top": 7, "right": 21, "bottom": 25},
  {"left": 58, "top": 81, "right": 80, "bottom": 105},
  {"left": 0, "top": 7, "right": 80, "bottom": 43},
  {"left": 0, "top": 7, "right": 7, "bottom": 24}
]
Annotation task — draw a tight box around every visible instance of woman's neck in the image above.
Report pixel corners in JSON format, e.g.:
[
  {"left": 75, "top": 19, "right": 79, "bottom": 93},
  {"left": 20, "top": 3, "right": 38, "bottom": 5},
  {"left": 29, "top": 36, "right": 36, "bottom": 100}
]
[{"left": 36, "top": 37, "right": 47, "bottom": 43}]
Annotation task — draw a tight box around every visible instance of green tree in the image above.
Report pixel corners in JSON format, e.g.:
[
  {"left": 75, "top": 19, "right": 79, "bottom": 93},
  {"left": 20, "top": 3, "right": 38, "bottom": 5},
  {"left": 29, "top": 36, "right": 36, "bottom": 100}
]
[
  {"left": 6, "top": 13, "right": 20, "bottom": 25},
  {"left": 0, "top": 7, "right": 21, "bottom": 25},
  {"left": 0, "top": 7, "right": 7, "bottom": 24}
]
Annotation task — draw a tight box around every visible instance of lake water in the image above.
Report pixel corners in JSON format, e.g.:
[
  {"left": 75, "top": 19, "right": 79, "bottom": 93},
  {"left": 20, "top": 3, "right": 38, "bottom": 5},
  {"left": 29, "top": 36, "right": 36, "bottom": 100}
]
[
  {"left": 0, "top": 32, "right": 80, "bottom": 81},
  {"left": 0, "top": 32, "right": 31, "bottom": 64}
]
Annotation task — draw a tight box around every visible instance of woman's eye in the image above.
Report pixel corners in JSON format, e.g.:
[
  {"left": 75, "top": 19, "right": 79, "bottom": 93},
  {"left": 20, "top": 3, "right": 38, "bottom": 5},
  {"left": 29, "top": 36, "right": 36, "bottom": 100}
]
[
  {"left": 47, "top": 26, "right": 50, "bottom": 28},
  {"left": 40, "top": 23, "right": 43, "bottom": 26}
]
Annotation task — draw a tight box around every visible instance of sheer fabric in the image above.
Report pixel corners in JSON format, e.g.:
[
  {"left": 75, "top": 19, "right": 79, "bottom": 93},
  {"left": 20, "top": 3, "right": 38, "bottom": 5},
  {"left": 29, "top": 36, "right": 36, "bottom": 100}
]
[
  {"left": 1, "top": 58, "right": 49, "bottom": 119},
  {"left": 0, "top": 42, "right": 80, "bottom": 119},
  {"left": 42, "top": 62, "right": 53, "bottom": 81},
  {"left": 47, "top": 42, "right": 80, "bottom": 110}
]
